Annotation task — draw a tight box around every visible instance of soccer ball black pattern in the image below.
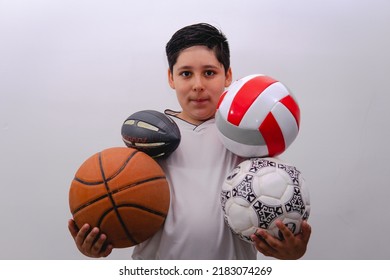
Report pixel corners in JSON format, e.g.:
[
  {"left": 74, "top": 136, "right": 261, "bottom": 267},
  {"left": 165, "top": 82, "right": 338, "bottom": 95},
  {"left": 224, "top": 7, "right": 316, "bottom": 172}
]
[
  {"left": 221, "top": 158, "right": 310, "bottom": 241},
  {"left": 232, "top": 174, "right": 257, "bottom": 203},
  {"left": 252, "top": 201, "right": 284, "bottom": 229}
]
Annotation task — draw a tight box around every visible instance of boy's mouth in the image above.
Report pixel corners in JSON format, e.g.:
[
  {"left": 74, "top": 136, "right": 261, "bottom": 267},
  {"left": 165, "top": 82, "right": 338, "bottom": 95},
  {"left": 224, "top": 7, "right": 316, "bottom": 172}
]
[
  {"left": 191, "top": 95, "right": 209, "bottom": 102},
  {"left": 191, "top": 98, "right": 209, "bottom": 105}
]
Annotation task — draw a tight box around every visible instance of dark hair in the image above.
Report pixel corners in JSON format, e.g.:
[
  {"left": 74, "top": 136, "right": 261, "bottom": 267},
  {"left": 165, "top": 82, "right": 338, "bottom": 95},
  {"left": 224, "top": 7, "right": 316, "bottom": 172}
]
[{"left": 165, "top": 23, "right": 230, "bottom": 73}]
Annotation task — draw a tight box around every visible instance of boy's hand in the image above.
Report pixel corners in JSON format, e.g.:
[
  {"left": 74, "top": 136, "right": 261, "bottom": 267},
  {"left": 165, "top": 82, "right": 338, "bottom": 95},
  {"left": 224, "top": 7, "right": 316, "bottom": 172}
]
[
  {"left": 251, "top": 220, "right": 311, "bottom": 259},
  {"left": 68, "top": 219, "right": 113, "bottom": 258}
]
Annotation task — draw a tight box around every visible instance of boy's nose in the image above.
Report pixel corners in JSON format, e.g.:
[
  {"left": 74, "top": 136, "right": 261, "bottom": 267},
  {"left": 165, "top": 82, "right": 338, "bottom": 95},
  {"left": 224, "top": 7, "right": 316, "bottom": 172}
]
[{"left": 192, "top": 76, "right": 205, "bottom": 92}]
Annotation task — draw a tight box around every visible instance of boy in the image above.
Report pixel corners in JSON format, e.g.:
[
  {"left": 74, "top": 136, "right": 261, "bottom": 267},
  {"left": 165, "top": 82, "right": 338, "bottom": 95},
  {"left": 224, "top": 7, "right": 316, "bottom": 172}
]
[{"left": 68, "top": 23, "right": 311, "bottom": 259}]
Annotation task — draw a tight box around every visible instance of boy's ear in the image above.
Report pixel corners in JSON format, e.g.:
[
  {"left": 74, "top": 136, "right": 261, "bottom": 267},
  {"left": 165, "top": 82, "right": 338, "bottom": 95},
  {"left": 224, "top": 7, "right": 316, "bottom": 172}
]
[
  {"left": 168, "top": 69, "right": 175, "bottom": 89},
  {"left": 225, "top": 67, "right": 233, "bottom": 87}
]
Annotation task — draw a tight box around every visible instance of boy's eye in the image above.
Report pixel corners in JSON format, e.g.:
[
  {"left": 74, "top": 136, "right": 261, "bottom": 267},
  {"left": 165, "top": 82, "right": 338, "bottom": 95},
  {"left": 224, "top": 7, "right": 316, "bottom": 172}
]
[
  {"left": 204, "top": 70, "right": 215, "bottom": 77},
  {"left": 180, "top": 71, "right": 191, "bottom": 77}
]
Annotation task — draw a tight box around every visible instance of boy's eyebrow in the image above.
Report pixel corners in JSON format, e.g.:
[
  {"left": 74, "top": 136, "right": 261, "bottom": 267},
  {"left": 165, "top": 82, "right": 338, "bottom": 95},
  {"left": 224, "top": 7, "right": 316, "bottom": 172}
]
[{"left": 176, "top": 64, "right": 221, "bottom": 71}]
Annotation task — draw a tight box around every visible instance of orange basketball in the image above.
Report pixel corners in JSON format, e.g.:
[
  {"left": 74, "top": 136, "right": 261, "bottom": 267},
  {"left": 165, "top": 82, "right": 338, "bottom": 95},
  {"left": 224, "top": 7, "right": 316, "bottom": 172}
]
[{"left": 69, "top": 147, "right": 170, "bottom": 248}]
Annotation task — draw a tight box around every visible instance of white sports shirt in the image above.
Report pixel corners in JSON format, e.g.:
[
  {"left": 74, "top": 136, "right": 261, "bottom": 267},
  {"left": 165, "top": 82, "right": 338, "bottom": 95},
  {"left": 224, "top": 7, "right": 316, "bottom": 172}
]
[{"left": 132, "top": 112, "right": 257, "bottom": 259}]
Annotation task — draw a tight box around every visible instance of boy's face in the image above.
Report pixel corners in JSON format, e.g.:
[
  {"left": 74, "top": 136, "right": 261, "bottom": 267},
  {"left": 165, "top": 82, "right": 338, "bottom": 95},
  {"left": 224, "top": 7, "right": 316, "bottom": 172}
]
[{"left": 168, "top": 45, "right": 232, "bottom": 125}]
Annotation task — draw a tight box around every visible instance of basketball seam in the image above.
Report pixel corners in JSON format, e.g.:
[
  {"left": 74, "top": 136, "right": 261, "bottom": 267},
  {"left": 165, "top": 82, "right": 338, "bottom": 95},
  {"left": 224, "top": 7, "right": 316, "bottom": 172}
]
[
  {"left": 116, "top": 204, "right": 167, "bottom": 218},
  {"left": 98, "top": 151, "right": 138, "bottom": 245},
  {"left": 96, "top": 204, "right": 167, "bottom": 246},
  {"left": 73, "top": 149, "right": 138, "bottom": 185},
  {"left": 97, "top": 204, "right": 167, "bottom": 225},
  {"left": 70, "top": 176, "right": 167, "bottom": 215},
  {"left": 73, "top": 177, "right": 104, "bottom": 185}
]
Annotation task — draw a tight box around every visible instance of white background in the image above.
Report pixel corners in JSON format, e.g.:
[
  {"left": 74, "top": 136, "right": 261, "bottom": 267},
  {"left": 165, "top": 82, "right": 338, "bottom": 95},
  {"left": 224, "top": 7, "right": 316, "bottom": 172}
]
[{"left": 1, "top": 0, "right": 389, "bottom": 260}]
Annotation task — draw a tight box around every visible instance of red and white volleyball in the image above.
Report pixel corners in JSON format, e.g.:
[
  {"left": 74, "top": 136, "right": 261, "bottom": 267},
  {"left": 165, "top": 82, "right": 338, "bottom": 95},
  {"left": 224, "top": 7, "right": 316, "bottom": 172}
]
[{"left": 216, "top": 74, "right": 300, "bottom": 158}]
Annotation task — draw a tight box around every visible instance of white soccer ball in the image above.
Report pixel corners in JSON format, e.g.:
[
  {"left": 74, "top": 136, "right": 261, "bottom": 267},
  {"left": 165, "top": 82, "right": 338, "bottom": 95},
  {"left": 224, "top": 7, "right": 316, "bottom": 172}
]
[
  {"left": 221, "top": 157, "right": 310, "bottom": 242},
  {"left": 216, "top": 74, "right": 300, "bottom": 158}
]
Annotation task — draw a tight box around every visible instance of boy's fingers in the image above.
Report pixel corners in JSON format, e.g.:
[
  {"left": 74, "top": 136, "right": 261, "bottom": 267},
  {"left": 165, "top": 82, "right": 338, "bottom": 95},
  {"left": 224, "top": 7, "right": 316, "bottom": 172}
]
[{"left": 68, "top": 219, "right": 79, "bottom": 239}]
